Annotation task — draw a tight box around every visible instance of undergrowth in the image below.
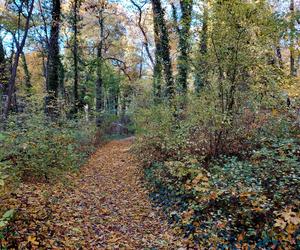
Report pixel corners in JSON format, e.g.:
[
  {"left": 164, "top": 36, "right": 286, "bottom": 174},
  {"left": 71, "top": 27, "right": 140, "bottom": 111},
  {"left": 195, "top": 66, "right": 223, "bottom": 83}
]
[
  {"left": 135, "top": 96, "right": 300, "bottom": 249},
  {"left": 0, "top": 111, "right": 101, "bottom": 243}
]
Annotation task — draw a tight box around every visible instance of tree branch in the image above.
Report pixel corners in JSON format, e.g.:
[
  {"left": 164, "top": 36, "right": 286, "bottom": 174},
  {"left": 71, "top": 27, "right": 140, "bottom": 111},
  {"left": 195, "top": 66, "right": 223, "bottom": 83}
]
[{"left": 130, "top": 0, "right": 154, "bottom": 67}]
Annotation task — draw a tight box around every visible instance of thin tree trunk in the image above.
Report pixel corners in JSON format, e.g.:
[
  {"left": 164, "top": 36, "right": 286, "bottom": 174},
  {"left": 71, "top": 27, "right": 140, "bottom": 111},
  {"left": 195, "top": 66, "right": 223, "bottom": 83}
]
[
  {"left": 58, "top": 59, "right": 65, "bottom": 98},
  {"left": 195, "top": 5, "right": 208, "bottom": 93},
  {"left": 139, "top": 44, "right": 143, "bottom": 79},
  {"left": 130, "top": 0, "right": 154, "bottom": 67},
  {"left": 276, "top": 45, "right": 284, "bottom": 69},
  {"left": 45, "top": 0, "right": 61, "bottom": 118},
  {"left": 0, "top": 38, "right": 6, "bottom": 116},
  {"left": 152, "top": 3, "right": 163, "bottom": 102},
  {"left": 96, "top": 10, "right": 105, "bottom": 126},
  {"left": 21, "top": 52, "right": 32, "bottom": 93},
  {"left": 3, "top": 0, "right": 34, "bottom": 119},
  {"left": 72, "top": 0, "right": 80, "bottom": 114},
  {"left": 114, "top": 92, "right": 118, "bottom": 116},
  {"left": 289, "top": 0, "right": 297, "bottom": 77}
]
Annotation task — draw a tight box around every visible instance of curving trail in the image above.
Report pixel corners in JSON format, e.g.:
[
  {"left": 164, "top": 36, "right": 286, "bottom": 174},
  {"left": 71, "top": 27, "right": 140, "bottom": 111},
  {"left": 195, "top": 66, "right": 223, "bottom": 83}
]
[{"left": 4, "top": 138, "right": 178, "bottom": 249}]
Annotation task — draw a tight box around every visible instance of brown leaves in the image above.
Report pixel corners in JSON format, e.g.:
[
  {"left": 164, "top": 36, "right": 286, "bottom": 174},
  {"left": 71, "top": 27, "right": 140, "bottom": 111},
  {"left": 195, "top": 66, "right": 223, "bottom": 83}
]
[
  {"left": 27, "top": 235, "right": 39, "bottom": 246},
  {"left": 274, "top": 208, "right": 300, "bottom": 230},
  {"left": 273, "top": 207, "right": 300, "bottom": 245},
  {"left": 1, "top": 139, "right": 177, "bottom": 248}
]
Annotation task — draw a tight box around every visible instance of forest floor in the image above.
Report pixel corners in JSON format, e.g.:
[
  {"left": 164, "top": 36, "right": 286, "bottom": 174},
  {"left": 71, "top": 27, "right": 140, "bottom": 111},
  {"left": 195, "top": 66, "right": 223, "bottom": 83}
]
[{"left": 2, "top": 138, "right": 179, "bottom": 249}]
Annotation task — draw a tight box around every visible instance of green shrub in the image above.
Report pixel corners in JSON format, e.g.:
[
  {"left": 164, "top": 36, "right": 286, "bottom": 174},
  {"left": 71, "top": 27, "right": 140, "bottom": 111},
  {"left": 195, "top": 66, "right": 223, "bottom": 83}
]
[
  {"left": 135, "top": 92, "right": 300, "bottom": 248},
  {"left": 0, "top": 112, "right": 98, "bottom": 183}
]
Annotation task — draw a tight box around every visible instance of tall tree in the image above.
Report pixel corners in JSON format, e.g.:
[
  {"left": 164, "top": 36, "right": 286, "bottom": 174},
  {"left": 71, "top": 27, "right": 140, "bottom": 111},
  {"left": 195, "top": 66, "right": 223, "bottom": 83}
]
[
  {"left": 0, "top": 38, "right": 6, "bottom": 88},
  {"left": 45, "top": 0, "right": 61, "bottom": 117},
  {"left": 152, "top": 2, "right": 163, "bottom": 102},
  {"left": 0, "top": 38, "right": 5, "bottom": 65},
  {"left": 151, "top": 0, "right": 174, "bottom": 100},
  {"left": 70, "top": 0, "right": 81, "bottom": 114},
  {"left": 173, "top": 0, "right": 193, "bottom": 93},
  {"left": 2, "top": 0, "right": 35, "bottom": 119},
  {"left": 130, "top": 0, "right": 154, "bottom": 67},
  {"left": 195, "top": 3, "right": 208, "bottom": 93},
  {"left": 0, "top": 38, "right": 7, "bottom": 115},
  {"left": 21, "top": 52, "right": 31, "bottom": 93},
  {"left": 289, "top": 0, "right": 297, "bottom": 77},
  {"left": 95, "top": 2, "right": 106, "bottom": 126}
]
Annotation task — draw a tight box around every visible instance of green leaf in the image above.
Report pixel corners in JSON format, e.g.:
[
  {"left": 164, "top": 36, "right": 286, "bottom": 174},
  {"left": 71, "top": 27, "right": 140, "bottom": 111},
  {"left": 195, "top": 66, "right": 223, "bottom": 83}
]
[
  {"left": 2, "top": 209, "right": 15, "bottom": 220},
  {"left": 0, "top": 221, "right": 7, "bottom": 228},
  {"left": 0, "top": 133, "right": 6, "bottom": 141}
]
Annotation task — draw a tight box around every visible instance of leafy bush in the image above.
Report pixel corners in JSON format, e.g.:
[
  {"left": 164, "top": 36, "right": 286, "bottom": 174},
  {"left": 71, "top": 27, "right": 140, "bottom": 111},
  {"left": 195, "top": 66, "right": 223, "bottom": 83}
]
[
  {"left": 0, "top": 112, "right": 99, "bottom": 183},
  {"left": 0, "top": 110, "right": 103, "bottom": 247},
  {"left": 144, "top": 136, "right": 299, "bottom": 248},
  {"left": 0, "top": 209, "right": 15, "bottom": 245},
  {"left": 135, "top": 94, "right": 300, "bottom": 248}
]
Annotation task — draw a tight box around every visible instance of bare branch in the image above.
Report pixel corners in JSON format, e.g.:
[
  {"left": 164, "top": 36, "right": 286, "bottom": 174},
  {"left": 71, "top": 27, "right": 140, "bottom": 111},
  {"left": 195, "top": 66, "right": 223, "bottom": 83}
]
[{"left": 130, "top": 0, "right": 154, "bottom": 67}]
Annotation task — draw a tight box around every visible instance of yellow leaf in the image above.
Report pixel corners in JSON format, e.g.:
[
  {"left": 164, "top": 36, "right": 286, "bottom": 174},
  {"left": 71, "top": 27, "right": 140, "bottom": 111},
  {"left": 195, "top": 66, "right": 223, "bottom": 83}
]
[
  {"left": 286, "top": 224, "right": 297, "bottom": 234},
  {"left": 281, "top": 209, "right": 298, "bottom": 224},
  {"left": 274, "top": 218, "right": 286, "bottom": 229},
  {"left": 290, "top": 215, "right": 300, "bottom": 225},
  {"left": 27, "top": 236, "right": 39, "bottom": 246},
  {"left": 272, "top": 109, "right": 278, "bottom": 116}
]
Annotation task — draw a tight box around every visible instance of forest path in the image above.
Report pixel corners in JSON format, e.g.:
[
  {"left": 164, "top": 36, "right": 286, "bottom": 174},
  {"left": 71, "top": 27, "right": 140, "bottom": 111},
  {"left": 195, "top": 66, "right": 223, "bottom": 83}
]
[{"left": 5, "top": 138, "right": 177, "bottom": 249}]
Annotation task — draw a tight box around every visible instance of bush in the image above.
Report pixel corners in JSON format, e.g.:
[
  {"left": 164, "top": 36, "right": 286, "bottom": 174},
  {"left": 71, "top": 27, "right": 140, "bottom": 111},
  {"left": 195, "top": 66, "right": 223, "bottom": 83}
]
[
  {"left": 135, "top": 93, "right": 300, "bottom": 248},
  {"left": 0, "top": 112, "right": 98, "bottom": 184}
]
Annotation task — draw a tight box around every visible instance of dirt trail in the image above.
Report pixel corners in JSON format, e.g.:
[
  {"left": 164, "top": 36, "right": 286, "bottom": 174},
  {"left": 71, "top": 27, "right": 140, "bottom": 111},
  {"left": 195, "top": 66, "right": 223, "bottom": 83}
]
[{"left": 4, "top": 138, "right": 177, "bottom": 249}]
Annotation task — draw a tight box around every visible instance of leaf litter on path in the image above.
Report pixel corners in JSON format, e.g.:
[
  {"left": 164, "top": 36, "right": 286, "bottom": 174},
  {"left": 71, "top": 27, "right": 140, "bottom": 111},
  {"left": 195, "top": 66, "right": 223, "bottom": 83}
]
[{"left": 1, "top": 139, "right": 181, "bottom": 249}]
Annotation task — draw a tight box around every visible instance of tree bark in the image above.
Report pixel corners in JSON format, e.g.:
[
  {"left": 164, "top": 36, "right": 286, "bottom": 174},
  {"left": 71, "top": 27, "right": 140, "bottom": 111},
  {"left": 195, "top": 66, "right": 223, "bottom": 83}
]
[
  {"left": 174, "top": 0, "right": 193, "bottom": 93},
  {"left": 276, "top": 45, "right": 284, "bottom": 69},
  {"left": 130, "top": 0, "right": 154, "bottom": 67},
  {"left": 152, "top": 3, "right": 163, "bottom": 102},
  {"left": 151, "top": 0, "right": 174, "bottom": 101},
  {"left": 0, "top": 38, "right": 6, "bottom": 118},
  {"left": 289, "top": 0, "right": 297, "bottom": 77},
  {"left": 3, "top": 0, "right": 35, "bottom": 119},
  {"left": 21, "top": 52, "right": 32, "bottom": 93},
  {"left": 45, "top": 0, "right": 61, "bottom": 118},
  {"left": 72, "top": 0, "right": 80, "bottom": 114},
  {"left": 195, "top": 4, "right": 208, "bottom": 93},
  {"left": 96, "top": 9, "right": 105, "bottom": 126}
]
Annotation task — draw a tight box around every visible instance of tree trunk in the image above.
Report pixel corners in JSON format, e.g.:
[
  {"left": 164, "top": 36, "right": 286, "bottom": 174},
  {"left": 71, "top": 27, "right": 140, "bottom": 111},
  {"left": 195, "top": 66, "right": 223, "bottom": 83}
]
[
  {"left": 152, "top": 4, "right": 163, "bottom": 102},
  {"left": 72, "top": 0, "right": 80, "bottom": 114},
  {"left": 0, "top": 38, "right": 5, "bottom": 64},
  {"left": 21, "top": 52, "right": 32, "bottom": 93},
  {"left": 289, "top": 0, "right": 297, "bottom": 77},
  {"left": 195, "top": 5, "right": 208, "bottom": 93},
  {"left": 139, "top": 45, "right": 143, "bottom": 79},
  {"left": 96, "top": 11, "right": 105, "bottom": 126},
  {"left": 130, "top": 0, "right": 154, "bottom": 67},
  {"left": 0, "top": 38, "right": 6, "bottom": 119},
  {"left": 45, "top": 0, "right": 61, "bottom": 118},
  {"left": 174, "top": 0, "right": 193, "bottom": 93},
  {"left": 58, "top": 59, "right": 65, "bottom": 98},
  {"left": 276, "top": 45, "right": 284, "bottom": 69},
  {"left": 2, "top": 0, "right": 34, "bottom": 119},
  {"left": 151, "top": 0, "right": 174, "bottom": 100}
]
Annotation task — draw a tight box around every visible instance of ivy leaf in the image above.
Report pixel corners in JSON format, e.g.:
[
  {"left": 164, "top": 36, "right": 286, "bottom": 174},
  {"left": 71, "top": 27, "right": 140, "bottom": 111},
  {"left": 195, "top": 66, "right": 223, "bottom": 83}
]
[{"left": 2, "top": 209, "right": 14, "bottom": 220}]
